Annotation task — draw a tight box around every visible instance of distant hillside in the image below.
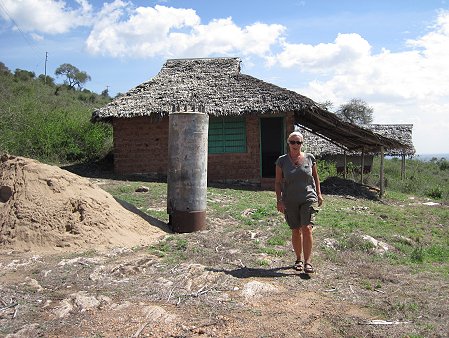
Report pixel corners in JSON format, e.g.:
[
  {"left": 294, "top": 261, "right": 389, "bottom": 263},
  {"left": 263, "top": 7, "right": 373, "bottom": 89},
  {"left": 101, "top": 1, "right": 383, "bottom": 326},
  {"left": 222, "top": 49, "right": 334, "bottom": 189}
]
[
  {"left": 0, "top": 61, "right": 113, "bottom": 164},
  {"left": 415, "top": 154, "right": 449, "bottom": 161}
]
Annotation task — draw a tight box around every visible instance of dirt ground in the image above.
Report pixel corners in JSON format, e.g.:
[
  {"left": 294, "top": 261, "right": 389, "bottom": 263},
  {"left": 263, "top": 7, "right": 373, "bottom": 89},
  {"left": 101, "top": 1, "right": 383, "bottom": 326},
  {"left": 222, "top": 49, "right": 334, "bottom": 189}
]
[{"left": 1, "top": 156, "right": 447, "bottom": 337}]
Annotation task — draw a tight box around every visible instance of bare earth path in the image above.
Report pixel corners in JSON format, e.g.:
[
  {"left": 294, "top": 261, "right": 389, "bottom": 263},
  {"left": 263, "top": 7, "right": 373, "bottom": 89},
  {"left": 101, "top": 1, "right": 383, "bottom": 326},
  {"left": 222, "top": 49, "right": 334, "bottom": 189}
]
[{"left": 1, "top": 235, "right": 446, "bottom": 338}]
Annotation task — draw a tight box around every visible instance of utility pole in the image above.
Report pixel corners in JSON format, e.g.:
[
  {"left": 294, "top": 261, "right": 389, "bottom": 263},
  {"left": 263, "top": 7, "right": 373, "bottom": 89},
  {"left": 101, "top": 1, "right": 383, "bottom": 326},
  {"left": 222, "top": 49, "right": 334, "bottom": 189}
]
[{"left": 44, "top": 52, "right": 48, "bottom": 84}]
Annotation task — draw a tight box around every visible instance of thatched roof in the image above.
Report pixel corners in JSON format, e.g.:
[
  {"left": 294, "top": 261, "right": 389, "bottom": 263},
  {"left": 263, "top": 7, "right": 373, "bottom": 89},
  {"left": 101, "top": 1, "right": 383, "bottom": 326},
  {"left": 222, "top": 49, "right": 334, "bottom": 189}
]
[
  {"left": 92, "top": 57, "right": 411, "bottom": 153},
  {"left": 92, "top": 57, "right": 321, "bottom": 119},
  {"left": 300, "top": 124, "right": 415, "bottom": 156}
]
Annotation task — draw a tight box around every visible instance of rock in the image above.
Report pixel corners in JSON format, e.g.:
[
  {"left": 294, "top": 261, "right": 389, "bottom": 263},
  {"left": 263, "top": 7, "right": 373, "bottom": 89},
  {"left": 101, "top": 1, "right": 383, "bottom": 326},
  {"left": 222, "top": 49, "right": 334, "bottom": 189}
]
[
  {"left": 241, "top": 281, "right": 278, "bottom": 300},
  {"left": 0, "top": 185, "right": 13, "bottom": 202},
  {"left": 5, "top": 323, "right": 40, "bottom": 338},
  {"left": 24, "top": 277, "right": 43, "bottom": 292},
  {"left": 323, "top": 238, "right": 339, "bottom": 250},
  {"left": 135, "top": 186, "right": 150, "bottom": 192},
  {"left": 361, "top": 235, "right": 390, "bottom": 255},
  {"left": 73, "top": 291, "right": 100, "bottom": 311}
]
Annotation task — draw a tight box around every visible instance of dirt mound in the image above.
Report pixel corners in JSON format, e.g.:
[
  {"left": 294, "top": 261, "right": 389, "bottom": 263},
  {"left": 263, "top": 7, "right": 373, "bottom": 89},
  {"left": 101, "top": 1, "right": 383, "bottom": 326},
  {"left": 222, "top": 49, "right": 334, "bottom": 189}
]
[{"left": 0, "top": 155, "right": 166, "bottom": 253}]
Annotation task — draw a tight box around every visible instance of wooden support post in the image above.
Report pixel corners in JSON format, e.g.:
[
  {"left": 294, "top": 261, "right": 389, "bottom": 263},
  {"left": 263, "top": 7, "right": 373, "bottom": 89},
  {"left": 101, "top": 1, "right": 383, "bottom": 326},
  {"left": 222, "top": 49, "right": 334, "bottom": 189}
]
[
  {"left": 401, "top": 154, "right": 406, "bottom": 180},
  {"left": 360, "top": 147, "right": 365, "bottom": 184},
  {"left": 380, "top": 146, "right": 385, "bottom": 198},
  {"left": 344, "top": 151, "right": 347, "bottom": 179}
]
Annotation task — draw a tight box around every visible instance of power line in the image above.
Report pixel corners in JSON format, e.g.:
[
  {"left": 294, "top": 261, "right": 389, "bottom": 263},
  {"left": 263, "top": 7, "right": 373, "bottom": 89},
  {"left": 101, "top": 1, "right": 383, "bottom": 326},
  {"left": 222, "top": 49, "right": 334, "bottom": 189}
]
[
  {"left": 0, "top": 0, "right": 36, "bottom": 49},
  {"left": 0, "top": 0, "right": 47, "bottom": 77}
]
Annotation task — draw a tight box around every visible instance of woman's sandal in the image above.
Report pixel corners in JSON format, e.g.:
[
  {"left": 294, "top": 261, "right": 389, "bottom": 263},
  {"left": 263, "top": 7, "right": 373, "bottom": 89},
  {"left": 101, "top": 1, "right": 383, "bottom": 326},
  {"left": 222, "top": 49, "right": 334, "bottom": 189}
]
[
  {"left": 304, "top": 263, "right": 315, "bottom": 274},
  {"left": 294, "top": 260, "right": 303, "bottom": 271}
]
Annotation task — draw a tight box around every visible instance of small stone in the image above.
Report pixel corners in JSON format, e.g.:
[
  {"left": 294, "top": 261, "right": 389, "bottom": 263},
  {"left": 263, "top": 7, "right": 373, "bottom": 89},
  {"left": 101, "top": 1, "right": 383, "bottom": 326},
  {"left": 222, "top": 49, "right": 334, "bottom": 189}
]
[{"left": 135, "top": 186, "right": 150, "bottom": 192}]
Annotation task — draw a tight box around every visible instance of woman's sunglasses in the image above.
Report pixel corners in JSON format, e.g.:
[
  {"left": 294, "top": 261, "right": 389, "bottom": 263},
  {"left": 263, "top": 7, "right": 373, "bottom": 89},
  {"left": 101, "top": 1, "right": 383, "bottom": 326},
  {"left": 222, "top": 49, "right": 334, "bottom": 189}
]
[{"left": 288, "top": 140, "right": 303, "bottom": 145}]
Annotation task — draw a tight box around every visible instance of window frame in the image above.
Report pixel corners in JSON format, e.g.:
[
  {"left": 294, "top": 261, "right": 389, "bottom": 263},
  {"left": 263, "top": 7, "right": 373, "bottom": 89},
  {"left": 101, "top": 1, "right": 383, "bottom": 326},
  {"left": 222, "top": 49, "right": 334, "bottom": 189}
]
[{"left": 208, "top": 116, "right": 247, "bottom": 154}]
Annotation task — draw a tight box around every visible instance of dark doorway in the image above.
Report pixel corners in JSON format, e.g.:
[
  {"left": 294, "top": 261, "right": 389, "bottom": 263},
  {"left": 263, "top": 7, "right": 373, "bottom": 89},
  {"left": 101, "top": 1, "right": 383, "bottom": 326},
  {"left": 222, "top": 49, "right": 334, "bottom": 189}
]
[{"left": 260, "top": 117, "right": 284, "bottom": 178}]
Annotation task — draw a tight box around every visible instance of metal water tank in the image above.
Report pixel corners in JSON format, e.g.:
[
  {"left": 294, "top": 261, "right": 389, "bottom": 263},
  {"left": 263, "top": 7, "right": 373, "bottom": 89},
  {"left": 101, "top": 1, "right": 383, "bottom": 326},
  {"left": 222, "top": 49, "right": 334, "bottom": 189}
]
[{"left": 167, "top": 112, "right": 208, "bottom": 232}]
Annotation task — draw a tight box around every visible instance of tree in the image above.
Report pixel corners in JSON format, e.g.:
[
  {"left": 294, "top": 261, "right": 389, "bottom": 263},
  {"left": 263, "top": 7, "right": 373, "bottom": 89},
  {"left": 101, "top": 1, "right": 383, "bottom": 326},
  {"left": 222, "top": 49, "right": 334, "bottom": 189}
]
[
  {"left": 14, "top": 69, "right": 35, "bottom": 81},
  {"left": 0, "top": 62, "right": 11, "bottom": 75},
  {"left": 55, "top": 63, "right": 91, "bottom": 90},
  {"left": 101, "top": 88, "right": 110, "bottom": 98},
  {"left": 38, "top": 74, "right": 55, "bottom": 86},
  {"left": 318, "top": 100, "right": 334, "bottom": 111},
  {"left": 336, "top": 98, "right": 373, "bottom": 125}
]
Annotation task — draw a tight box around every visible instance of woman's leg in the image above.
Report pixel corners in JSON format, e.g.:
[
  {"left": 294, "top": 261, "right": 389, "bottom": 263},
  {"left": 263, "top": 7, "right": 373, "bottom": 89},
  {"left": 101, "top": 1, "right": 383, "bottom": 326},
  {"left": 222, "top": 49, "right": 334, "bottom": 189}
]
[
  {"left": 301, "top": 224, "right": 313, "bottom": 265},
  {"left": 291, "top": 228, "right": 302, "bottom": 261}
]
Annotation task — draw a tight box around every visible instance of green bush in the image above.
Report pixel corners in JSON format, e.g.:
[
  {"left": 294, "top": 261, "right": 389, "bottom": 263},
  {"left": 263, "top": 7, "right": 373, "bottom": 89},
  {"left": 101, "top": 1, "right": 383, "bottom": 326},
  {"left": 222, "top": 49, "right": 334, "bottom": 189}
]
[
  {"left": 317, "top": 160, "right": 337, "bottom": 181},
  {"left": 369, "top": 156, "right": 449, "bottom": 202},
  {"left": 0, "top": 66, "right": 112, "bottom": 164},
  {"left": 426, "top": 186, "right": 443, "bottom": 199},
  {"left": 437, "top": 158, "right": 449, "bottom": 171}
]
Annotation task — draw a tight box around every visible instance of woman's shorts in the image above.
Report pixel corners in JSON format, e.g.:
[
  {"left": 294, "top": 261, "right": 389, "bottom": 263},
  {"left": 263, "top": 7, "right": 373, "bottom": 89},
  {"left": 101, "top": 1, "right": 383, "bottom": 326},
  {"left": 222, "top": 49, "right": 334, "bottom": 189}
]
[{"left": 284, "top": 201, "right": 319, "bottom": 229}]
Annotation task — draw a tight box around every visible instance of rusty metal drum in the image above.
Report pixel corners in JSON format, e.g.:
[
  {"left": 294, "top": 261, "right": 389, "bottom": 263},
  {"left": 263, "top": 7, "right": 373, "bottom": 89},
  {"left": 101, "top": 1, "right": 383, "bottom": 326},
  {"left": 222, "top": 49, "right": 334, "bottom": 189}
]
[{"left": 167, "top": 112, "right": 208, "bottom": 232}]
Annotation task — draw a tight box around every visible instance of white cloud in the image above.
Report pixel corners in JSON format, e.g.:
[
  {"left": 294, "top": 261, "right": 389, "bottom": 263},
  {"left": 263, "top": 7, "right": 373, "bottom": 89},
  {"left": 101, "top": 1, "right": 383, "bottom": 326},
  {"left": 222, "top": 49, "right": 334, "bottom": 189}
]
[
  {"left": 86, "top": 3, "right": 201, "bottom": 57},
  {"left": 0, "top": 0, "right": 284, "bottom": 59},
  {"left": 277, "top": 10, "right": 449, "bottom": 154},
  {"left": 276, "top": 10, "right": 449, "bottom": 100},
  {"left": 85, "top": 3, "right": 285, "bottom": 58},
  {"left": 0, "top": 0, "right": 93, "bottom": 34},
  {"left": 275, "top": 33, "right": 371, "bottom": 73},
  {"left": 30, "top": 32, "right": 44, "bottom": 41}
]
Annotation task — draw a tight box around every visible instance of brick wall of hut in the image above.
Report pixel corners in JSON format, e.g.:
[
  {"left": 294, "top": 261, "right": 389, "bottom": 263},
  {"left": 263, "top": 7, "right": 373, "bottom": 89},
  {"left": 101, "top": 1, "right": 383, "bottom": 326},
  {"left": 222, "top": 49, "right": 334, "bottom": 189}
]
[
  {"left": 112, "top": 113, "right": 295, "bottom": 184},
  {"left": 113, "top": 116, "right": 170, "bottom": 176}
]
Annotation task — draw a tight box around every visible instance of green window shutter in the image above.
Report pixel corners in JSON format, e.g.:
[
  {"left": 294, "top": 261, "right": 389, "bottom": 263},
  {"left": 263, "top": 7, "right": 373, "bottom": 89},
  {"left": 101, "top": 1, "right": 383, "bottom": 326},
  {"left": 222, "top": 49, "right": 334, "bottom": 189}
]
[{"left": 208, "top": 117, "right": 246, "bottom": 154}]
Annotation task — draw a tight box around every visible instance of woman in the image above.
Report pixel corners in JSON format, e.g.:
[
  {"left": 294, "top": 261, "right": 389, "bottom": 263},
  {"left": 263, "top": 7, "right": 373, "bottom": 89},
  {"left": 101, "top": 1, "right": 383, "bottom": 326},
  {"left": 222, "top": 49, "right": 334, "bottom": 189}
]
[{"left": 275, "top": 131, "right": 323, "bottom": 273}]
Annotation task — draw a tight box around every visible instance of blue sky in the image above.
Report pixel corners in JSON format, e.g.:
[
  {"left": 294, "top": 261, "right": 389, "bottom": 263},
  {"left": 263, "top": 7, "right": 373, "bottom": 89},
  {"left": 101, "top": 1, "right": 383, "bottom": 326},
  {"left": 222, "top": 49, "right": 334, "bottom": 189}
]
[{"left": 1, "top": 0, "right": 448, "bottom": 155}]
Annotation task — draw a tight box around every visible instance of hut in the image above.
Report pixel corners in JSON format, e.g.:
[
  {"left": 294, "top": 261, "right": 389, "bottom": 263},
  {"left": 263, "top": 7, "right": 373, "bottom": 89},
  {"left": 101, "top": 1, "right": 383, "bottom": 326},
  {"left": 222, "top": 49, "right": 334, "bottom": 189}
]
[
  {"left": 92, "top": 57, "right": 412, "bottom": 190},
  {"left": 300, "top": 124, "right": 415, "bottom": 174}
]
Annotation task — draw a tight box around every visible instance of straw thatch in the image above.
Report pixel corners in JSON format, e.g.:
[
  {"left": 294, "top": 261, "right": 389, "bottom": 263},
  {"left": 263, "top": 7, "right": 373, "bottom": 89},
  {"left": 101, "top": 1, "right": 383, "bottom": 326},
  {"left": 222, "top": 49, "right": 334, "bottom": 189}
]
[
  {"left": 92, "top": 57, "right": 320, "bottom": 119},
  {"left": 300, "top": 124, "right": 415, "bottom": 156},
  {"left": 92, "top": 57, "right": 412, "bottom": 153}
]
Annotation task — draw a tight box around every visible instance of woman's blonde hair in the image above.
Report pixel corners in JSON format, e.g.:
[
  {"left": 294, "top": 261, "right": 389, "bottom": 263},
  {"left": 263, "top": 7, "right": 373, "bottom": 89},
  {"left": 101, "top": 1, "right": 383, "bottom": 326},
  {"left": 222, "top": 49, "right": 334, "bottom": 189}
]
[{"left": 287, "top": 131, "right": 304, "bottom": 141}]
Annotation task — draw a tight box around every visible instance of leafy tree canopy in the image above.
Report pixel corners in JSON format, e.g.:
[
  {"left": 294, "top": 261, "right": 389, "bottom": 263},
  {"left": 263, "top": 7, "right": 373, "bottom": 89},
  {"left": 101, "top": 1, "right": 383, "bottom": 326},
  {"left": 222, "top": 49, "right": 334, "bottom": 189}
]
[
  {"left": 318, "top": 100, "right": 334, "bottom": 111},
  {"left": 336, "top": 98, "right": 374, "bottom": 125},
  {"left": 37, "top": 74, "right": 55, "bottom": 86},
  {"left": 0, "top": 62, "right": 11, "bottom": 75},
  {"left": 55, "top": 63, "right": 91, "bottom": 90},
  {"left": 14, "top": 69, "right": 35, "bottom": 81}
]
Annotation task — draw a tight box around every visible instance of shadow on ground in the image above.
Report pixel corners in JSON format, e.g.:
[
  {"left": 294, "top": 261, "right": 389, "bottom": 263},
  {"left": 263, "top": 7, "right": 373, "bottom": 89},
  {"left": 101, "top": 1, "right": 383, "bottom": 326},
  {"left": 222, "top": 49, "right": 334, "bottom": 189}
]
[
  {"left": 207, "top": 266, "right": 311, "bottom": 280},
  {"left": 114, "top": 197, "right": 172, "bottom": 233}
]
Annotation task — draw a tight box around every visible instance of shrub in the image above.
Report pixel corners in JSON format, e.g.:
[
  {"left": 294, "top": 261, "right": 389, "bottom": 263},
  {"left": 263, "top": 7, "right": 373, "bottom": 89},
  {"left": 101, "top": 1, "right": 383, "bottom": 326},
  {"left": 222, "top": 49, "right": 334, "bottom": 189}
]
[
  {"left": 426, "top": 186, "right": 443, "bottom": 199},
  {"left": 437, "top": 158, "right": 449, "bottom": 171},
  {"left": 369, "top": 156, "right": 449, "bottom": 202},
  {"left": 317, "top": 160, "right": 337, "bottom": 181},
  {"left": 0, "top": 68, "right": 113, "bottom": 164},
  {"left": 411, "top": 245, "right": 424, "bottom": 263}
]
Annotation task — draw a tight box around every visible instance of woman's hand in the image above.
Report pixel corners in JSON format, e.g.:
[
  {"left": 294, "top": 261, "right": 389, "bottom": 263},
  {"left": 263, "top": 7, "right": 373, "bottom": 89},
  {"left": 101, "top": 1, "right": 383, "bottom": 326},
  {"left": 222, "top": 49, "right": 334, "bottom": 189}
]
[
  {"left": 276, "top": 200, "right": 285, "bottom": 213},
  {"left": 317, "top": 193, "right": 324, "bottom": 207}
]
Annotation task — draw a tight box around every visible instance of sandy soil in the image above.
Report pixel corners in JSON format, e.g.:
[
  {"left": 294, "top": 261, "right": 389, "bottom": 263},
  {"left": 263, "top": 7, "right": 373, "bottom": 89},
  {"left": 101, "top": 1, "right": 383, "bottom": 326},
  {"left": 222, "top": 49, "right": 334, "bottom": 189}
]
[{"left": 0, "top": 155, "right": 165, "bottom": 253}]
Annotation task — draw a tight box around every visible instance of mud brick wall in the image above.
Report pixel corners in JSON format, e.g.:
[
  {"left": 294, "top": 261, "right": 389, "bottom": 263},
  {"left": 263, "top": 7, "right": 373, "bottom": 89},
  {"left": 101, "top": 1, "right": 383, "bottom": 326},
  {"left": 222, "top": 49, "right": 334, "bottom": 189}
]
[
  {"left": 112, "top": 113, "right": 295, "bottom": 182},
  {"left": 113, "top": 116, "right": 169, "bottom": 176}
]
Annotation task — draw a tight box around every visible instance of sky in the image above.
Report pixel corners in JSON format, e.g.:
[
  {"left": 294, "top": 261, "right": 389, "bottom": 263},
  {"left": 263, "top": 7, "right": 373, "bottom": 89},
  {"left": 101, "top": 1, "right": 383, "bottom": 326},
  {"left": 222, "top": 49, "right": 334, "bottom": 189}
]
[{"left": 1, "top": 0, "right": 449, "bottom": 155}]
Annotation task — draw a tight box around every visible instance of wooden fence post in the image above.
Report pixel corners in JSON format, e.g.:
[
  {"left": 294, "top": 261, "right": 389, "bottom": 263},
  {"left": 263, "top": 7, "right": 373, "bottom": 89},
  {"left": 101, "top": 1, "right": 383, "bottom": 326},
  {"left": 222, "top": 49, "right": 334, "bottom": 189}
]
[{"left": 380, "top": 146, "right": 385, "bottom": 198}]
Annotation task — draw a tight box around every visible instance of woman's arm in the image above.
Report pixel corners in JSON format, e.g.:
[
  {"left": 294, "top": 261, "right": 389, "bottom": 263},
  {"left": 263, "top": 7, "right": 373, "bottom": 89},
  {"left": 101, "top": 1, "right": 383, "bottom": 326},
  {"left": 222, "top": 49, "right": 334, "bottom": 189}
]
[
  {"left": 312, "top": 163, "right": 323, "bottom": 206},
  {"left": 275, "top": 165, "right": 285, "bottom": 213}
]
